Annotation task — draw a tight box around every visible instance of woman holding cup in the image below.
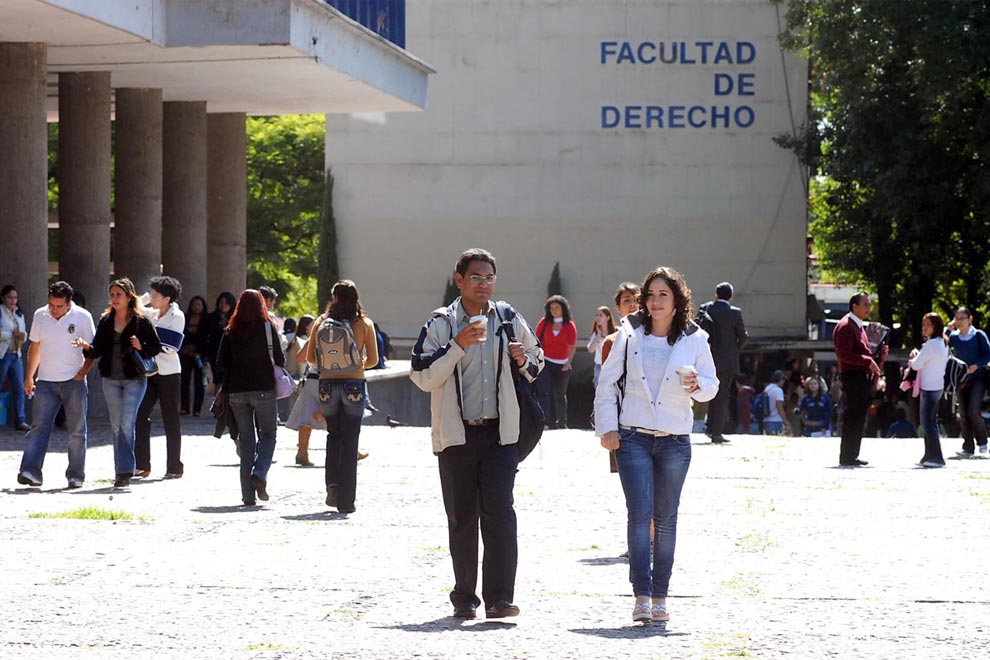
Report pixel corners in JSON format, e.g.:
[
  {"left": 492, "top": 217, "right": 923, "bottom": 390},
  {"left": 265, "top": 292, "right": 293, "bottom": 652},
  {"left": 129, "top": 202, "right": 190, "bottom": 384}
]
[{"left": 594, "top": 266, "right": 718, "bottom": 623}]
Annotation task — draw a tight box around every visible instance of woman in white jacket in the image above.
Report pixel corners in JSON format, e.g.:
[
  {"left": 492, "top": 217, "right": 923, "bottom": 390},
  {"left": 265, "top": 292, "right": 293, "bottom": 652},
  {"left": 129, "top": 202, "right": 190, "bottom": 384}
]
[
  {"left": 909, "top": 312, "right": 949, "bottom": 467},
  {"left": 595, "top": 266, "right": 718, "bottom": 623}
]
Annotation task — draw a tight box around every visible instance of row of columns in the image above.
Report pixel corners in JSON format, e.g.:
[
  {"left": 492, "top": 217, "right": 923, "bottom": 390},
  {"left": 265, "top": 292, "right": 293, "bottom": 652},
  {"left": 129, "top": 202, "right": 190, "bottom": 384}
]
[{"left": 0, "top": 42, "right": 247, "bottom": 314}]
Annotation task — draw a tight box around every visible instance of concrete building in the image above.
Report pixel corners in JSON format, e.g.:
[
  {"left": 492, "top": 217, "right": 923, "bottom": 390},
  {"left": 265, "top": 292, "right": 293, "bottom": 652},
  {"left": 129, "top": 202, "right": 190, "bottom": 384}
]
[
  {"left": 326, "top": 0, "right": 808, "bottom": 341},
  {"left": 0, "top": 0, "right": 431, "bottom": 314}
]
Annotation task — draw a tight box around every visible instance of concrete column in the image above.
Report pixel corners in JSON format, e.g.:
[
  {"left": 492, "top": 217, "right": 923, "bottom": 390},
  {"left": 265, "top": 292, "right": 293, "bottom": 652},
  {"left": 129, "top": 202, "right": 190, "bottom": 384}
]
[
  {"left": 207, "top": 113, "right": 247, "bottom": 302},
  {"left": 0, "top": 43, "right": 48, "bottom": 312},
  {"left": 58, "top": 72, "right": 112, "bottom": 305},
  {"left": 162, "top": 101, "right": 208, "bottom": 301},
  {"left": 114, "top": 88, "right": 162, "bottom": 294}
]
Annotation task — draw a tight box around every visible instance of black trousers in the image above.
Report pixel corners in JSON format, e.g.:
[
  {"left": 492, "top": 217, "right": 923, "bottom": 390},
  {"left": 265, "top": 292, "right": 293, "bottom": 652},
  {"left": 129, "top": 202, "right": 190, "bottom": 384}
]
[
  {"left": 707, "top": 368, "right": 735, "bottom": 437},
  {"left": 958, "top": 374, "right": 989, "bottom": 452},
  {"left": 839, "top": 371, "right": 871, "bottom": 463},
  {"left": 135, "top": 373, "right": 184, "bottom": 474},
  {"left": 538, "top": 362, "right": 571, "bottom": 429},
  {"left": 179, "top": 354, "right": 205, "bottom": 414},
  {"left": 438, "top": 425, "right": 519, "bottom": 609}
]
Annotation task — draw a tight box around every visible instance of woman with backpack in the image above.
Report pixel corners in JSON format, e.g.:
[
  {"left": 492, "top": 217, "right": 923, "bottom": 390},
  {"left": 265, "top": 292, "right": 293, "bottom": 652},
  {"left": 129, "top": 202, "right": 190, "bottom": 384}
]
[
  {"left": 910, "top": 312, "right": 950, "bottom": 467},
  {"left": 594, "top": 266, "right": 718, "bottom": 624},
  {"left": 305, "top": 280, "right": 378, "bottom": 513},
  {"left": 535, "top": 295, "right": 578, "bottom": 429},
  {"left": 216, "top": 290, "right": 285, "bottom": 506},
  {"left": 946, "top": 307, "right": 990, "bottom": 457}
]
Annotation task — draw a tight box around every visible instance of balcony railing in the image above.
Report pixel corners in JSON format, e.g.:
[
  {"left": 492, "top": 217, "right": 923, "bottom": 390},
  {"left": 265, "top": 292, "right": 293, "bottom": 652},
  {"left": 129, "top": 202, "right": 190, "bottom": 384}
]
[{"left": 325, "top": 0, "right": 405, "bottom": 48}]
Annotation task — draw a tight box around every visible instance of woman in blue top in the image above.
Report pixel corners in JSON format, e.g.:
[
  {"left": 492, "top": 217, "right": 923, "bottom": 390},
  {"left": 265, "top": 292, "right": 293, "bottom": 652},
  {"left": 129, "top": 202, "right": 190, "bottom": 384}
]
[
  {"left": 947, "top": 307, "right": 990, "bottom": 456},
  {"left": 794, "top": 376, "right": 833, "bottom": 437}
]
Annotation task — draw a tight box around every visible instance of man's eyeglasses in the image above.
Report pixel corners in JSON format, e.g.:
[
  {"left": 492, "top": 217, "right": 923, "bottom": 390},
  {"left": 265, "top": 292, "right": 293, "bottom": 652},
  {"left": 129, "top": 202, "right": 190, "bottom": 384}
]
[{"left": 466, "top": 274, "right": 497, "bottom": 285}]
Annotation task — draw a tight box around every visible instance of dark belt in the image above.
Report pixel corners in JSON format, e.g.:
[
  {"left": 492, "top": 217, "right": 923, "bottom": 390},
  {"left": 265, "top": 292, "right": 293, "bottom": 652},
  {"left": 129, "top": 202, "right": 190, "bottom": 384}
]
[
  {"left": 307, "top": 373, "right": 319, "bottom": 381},
  {"left": 464, "top": 418, "right": 499, "bottom": 427}
]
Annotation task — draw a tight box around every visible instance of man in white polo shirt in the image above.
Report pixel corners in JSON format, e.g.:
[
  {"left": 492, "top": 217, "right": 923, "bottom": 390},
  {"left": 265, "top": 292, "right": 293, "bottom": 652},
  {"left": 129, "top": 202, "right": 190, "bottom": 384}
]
[{"left": 17, "top": 281, "right": 95, "bottom": 489}]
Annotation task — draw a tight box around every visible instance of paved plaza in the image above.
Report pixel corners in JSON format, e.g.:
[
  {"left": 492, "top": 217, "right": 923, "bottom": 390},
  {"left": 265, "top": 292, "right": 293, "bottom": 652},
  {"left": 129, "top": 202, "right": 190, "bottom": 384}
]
[{"left": 1, "top": 418, "right": 988, "bottom": 659}]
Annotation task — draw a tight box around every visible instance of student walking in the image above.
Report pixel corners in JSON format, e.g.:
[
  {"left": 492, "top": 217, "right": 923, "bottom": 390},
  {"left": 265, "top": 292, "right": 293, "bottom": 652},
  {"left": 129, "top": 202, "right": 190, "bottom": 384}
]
[
  {"left": 587, "top": 305, "right": 616, "bottom": 387},
  {"left": 535, "top": 295, "right": 577, "bottom": 429},
  {"left": 595, "top": 266, "right": 718, "bottom": 624},
  {"left": 947, "top": 307, "right": 990, "bottom": 457}
]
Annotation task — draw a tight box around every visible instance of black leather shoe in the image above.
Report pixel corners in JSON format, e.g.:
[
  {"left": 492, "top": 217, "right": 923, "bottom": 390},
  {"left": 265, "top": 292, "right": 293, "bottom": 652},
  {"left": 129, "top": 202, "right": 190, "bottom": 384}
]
[
  {"left": 453, "top": 604, "right": 477, "bottom": 619},
  {"left": 250, "top": 475, "right": 269, "bottom": 501},
  {"left": 839, "top": 459, "right": 869, "bottom": 467},
  {"left": 485, "top": 601, "right": 520, "bottom": 619},
  {"left": 711, "top": 436, "right": 730, "bottom": 444}
]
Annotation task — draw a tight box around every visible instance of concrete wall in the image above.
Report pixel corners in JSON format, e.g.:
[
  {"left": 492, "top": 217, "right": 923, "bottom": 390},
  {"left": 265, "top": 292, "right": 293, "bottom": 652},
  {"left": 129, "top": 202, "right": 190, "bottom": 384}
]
[{"left": 326, "top": 0, "right": 808, "bottom": 339}]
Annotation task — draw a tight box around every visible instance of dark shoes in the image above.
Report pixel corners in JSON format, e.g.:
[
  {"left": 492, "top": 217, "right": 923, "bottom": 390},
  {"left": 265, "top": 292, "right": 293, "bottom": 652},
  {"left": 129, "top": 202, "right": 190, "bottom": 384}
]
[
  {"left": 711, "top": 436, "right": 731, "bottom": 444},
  {"left": 164, "top": 473, "right": 183, "bottom": 480},
  {"left": 113, "top": 474, "right": 131, "bottom": 488},
  {"left": 839, "top": 459, "right": 869, "bottom": 467},
  {"left": 17, "top": 471, "right": 42, "bottom": 487},
  {"left": 250, "top": 475, "right": 269, "bottom": 501},
  {"left": 134, "top": 470, "right": 151, "bottom": 478},
  {"left": 485, "top": 601, "right": 520, "bottom": 619},
  {"left": 452, "top": 604, "right": 477, "bottom": 619},
  {"left": 242, "top": 500, "right": 257, "bottom": 506}
]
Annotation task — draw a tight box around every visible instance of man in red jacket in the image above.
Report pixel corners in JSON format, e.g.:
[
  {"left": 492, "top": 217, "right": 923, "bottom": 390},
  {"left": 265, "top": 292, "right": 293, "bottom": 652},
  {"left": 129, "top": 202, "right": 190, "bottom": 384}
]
[{"left": 832, "top": 292, "right": 887, "bottom": 466}]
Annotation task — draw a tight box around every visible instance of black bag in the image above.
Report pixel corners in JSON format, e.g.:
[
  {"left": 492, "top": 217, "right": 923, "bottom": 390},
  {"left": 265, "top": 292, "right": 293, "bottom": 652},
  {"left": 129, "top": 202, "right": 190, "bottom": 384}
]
[
  {"left": 495, "top": 302, "right": 545, "bottom": 462},
  {"left": 129, "top": 348, "right": 158, "bottom": 377}
]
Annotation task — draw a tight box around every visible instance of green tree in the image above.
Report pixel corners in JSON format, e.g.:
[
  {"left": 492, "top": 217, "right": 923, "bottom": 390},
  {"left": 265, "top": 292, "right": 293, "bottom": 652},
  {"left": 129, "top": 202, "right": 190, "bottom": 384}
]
[
  {"left": 773, "top": 0, "right": 990, "bottom": 344},
  {"left": 317, "top": 169, "right": 338, "bottom": 311},
  {"left": 443, "top": 277, "right": 459, "bottom": 307},
  {"left": 246, "top": 114, "right": 326, "bottom": 320},
  {"left": 547, "top": 262, "right": 562, "bottom": 298}
]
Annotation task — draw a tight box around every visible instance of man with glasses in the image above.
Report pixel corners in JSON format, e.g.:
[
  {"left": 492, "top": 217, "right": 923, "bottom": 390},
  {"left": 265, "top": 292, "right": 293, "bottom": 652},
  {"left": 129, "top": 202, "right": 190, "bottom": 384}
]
[{"left": 411, "top": 248, "right": 544, "bottom": 621}]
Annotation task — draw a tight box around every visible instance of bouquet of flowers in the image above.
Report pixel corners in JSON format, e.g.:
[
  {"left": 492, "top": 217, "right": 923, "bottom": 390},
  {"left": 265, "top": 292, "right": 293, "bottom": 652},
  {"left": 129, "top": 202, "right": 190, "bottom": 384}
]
[{"left": 864, "top": 322, "right": 890, "bottom": 361}]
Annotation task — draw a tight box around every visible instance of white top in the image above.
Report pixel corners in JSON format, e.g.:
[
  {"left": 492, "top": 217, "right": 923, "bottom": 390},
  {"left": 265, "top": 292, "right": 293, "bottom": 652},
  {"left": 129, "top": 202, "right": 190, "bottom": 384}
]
[
  {"left": 641, "top": 333, "right": 672, "bottom": 401},
  {"left": 909, "top": 338, "right": 949, "bottom": 392},
  {"left": 147, "top": 302, "right": 185, "bottom": 376},
  {"left": 594, "top": 317, "right": 718, "bottom": 437},
  {"left": 588, "top": 331, "right": 604, "bottom": 365},
  {"left": 0, "top": 306, "right": 27, "bottom": 357},
  {"left": 28, "top": 304, "right": 95, "bottom": 382},
  {"left": 764, "top": 383, "right": 785, "bottom": 422}
]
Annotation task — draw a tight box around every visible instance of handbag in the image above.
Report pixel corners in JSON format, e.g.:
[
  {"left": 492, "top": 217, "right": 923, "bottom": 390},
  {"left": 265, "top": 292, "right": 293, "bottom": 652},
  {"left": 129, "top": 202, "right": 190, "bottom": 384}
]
[
  {"left": 130, "top": 348, "right": 158, "bottom": 377},
  {"left": 495, "top": 302, "right": 545, "bottom": 461},
  {"left": 265, "top": 322, "right": 296, "bottom": 400}
]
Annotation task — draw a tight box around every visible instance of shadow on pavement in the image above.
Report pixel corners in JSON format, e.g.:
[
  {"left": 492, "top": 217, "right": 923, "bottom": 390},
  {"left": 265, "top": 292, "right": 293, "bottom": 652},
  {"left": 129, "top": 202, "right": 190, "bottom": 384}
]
[
  {"left": 570, "top": 624, "right": 688, "bottom": 638},
  {"left": 192, "top": 505, "right": 262, "bottom": 514},
  {"left": 579, "top": 556, "right": 627, "bottom": 566},
  {"left": 379, "top": 619, "right": 517, "bottom": 632},
  {"left": 282, "top": 511, "right": 352, "bottom": 522}
]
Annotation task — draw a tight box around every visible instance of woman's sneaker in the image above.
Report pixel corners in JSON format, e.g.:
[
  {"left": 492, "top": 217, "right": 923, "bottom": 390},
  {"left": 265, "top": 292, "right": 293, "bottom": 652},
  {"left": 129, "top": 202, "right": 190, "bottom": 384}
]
[
  {"left": 632, "top": 602, "right": 652, "bottom": 623},
  {"left": 651, "top": 603, "right": 670, "bottom": 622}
]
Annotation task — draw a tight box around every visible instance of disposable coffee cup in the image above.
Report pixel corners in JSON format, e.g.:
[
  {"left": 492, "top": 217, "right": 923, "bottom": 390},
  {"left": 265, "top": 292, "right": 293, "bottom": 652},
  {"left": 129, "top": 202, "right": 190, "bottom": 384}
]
[
  {"left": 469, "top": 315, "right": 488, "bottom": 342},
  {"left": 675, "top": 365, "right": 697, "bottom": 391}
]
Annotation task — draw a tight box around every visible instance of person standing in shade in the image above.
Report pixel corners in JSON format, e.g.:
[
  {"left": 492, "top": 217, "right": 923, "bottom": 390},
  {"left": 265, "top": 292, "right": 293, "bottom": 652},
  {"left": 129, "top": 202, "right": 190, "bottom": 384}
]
[
  {"left": 17, "top": 281, "right": 95, "bottom": 489},
  {"left": 76, "top": 278, "right": 162, "bottom": 488},
  {"left": 595, "top": 266, "right": 718, "bottom": 623},
  {"left": 305, "top": 281, "right": 378, "bottom": 513},
  {"left": 203, "top": 291, "right": 235, "bottom": 389},
  {"left": 535, "top": 295, "right": 577, "bottom": 429},
  {"left": 697, "top": 282, "right": 747, "bottom": 443},
  {"left": 134, "top": 276, "right": 186, "bottom": 479},
  {"left": 217, "top": 290, "right": 285, "bottom": 506},
  {"left": 832, "top": 292, "right": 887, "bottom": 467},
  {"left": 946, "top": 307, "right": 990, "bottom": 457},
  {"left": 410, "top": 248, "right": 544, "bottom": 621},
  {"left": 1, "top": 285, "right": 30, "bottom": 430},
  {"left": 179, "top": 295, "right": 208, "bottom": 416}
]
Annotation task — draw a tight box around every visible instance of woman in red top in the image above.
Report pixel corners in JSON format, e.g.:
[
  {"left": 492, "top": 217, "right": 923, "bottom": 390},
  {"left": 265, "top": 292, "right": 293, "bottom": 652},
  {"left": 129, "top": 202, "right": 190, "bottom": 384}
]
[{"left": 535, "top": 295, "right": 578, "bottom": 429}]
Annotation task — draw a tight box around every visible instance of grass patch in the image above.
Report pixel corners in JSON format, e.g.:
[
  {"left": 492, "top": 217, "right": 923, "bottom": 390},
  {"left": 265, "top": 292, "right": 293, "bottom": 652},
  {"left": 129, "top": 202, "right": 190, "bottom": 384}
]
[
  {"left": 570, "top": 544, "right": 602, "bottom": 552},
  {"left": 964, "top": 474, "right": 990, "bottom": 480},
  {"left": 323, "top": 608, "right": 362, "bottom": 620},
  {"left": 743, "top": 497, "right": 775, "bottom": 515},
  {"left": 735, "top": 533, "right": 773, "bottom": 552},
  {"left": 699, "top": 631, "right": 754, "bottom": 658},
  {"left": 720, "top": 574, "right": 763, "bottom": 598},
  {"left": 239, "top": 642, "right": 285, "bottom": 652},
  {"left": 28, "top": 507, "right": 151, "bottom": 522}
]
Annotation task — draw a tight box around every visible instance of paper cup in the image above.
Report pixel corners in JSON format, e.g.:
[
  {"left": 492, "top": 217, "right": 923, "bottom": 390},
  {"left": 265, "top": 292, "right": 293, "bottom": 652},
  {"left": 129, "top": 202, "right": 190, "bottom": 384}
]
[
  {"left": 675, "top": 365, "right": 697, "bottom": 391},
  {"left": 469, "top": 315, "right": 488, "bottom": 342}
]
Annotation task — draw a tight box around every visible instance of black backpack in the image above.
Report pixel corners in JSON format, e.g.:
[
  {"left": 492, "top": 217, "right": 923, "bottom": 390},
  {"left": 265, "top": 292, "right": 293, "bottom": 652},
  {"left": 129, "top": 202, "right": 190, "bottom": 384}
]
[{"left": 495, "top": 302, "right": 545, "bottom": 462}]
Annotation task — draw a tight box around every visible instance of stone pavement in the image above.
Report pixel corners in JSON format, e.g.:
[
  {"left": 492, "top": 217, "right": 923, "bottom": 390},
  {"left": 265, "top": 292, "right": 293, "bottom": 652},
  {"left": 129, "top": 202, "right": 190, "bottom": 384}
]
[{"left": 1, "top": 419, "right": 988, "bottom": 659}]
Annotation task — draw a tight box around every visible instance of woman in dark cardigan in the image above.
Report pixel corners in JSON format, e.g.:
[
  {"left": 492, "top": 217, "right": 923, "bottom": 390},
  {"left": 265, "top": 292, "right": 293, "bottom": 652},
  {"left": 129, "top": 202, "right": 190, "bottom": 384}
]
[{"left": 74, "top": 278, "right": 162, "bottom": 488}]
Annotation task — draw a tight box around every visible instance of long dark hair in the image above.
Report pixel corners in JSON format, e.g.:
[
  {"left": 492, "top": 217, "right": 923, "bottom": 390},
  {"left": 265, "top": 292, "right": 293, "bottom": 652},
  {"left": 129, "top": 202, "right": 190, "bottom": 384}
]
[
  {"left": 324, "top": 280, "right": 363, "bottom": 322},
  {"left": 1, "top": 284, "right": 22, "bottom": 317},
  {"left": 103, "top": 278, "right": 141, "bottom": 319},
  {"left": 227, "top": 290, "right": 271, "bottom": 340},
  {"left": 638, "top": 266, "right": 693, "bottom": 345},
  {"left": 543, "top": 295, "right": 572, "bottom": 326},
  {"left": 186, "top": 295, "right": 208, "bottom": 318},
  {"left": 297, "top": 314, "right": 316, "bottom": 340},
  {"left": 214, "top": 291, "right": 236, "bottom": 317},
  {"left": 590, "top": 305, "right": 616, "bottom": 336}
]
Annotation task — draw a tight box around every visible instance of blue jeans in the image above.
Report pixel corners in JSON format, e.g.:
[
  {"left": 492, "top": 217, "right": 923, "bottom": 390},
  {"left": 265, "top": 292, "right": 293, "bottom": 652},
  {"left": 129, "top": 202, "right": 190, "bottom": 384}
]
[
  {"left": 103, "top": 378, "right": 148, "bottom": 476},
  {"left": 228, "top": 390, "right": 278, "bottom": 502},
  {"left": 318, "top": 379, "right": 366, "bottom": 511},
  {"left": 920, "top": 389, "right": 944, "bottom": 465},
  {"left": 614, "top": 429, "right": 692, "bottom": 598},
  {"left": 0, "top": 353, "right": 27, "bottom": 424},
  {"left": 20, "top": 379, "right": 88, "bottom": 483},
  {"left": 763, "top": 421, "right": 785, "bottom": 435}
]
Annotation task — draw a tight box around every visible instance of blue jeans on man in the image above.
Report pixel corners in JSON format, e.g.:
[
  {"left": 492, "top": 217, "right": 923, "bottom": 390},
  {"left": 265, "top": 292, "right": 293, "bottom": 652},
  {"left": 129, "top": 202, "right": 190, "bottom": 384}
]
[
  {"left": 103, "top": 378, "right": 148, "bottom": 477},
  {"left": 614, "top": 429, "right": 692, "bottom": 598},
  {"left": 0, "top": 353, "right": 27, "bottom": 426},
  {"left": 228, "top": 389, "right": 278, "bottom": 503},
  {"left": 763, "top": 420, "right": 785, "bottom": 435},
  {"left": 318, "top": 379, "right": 366, "bottom": 512},
  {"left": 19, "top": 379, "right": 88, "bottom": 484}
]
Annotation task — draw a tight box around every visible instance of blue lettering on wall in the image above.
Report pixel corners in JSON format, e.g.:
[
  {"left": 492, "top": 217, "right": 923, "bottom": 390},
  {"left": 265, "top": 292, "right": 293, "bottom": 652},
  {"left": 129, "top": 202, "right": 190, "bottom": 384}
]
[
  {"left": 602, "top": 106, "right": 620, "bottom": 128},
  {"left": 601, "top": 105, "right": 757, "bottom": 129},
  {"left": 738, "top": 72, "right": 755, "bottom": 96}
]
